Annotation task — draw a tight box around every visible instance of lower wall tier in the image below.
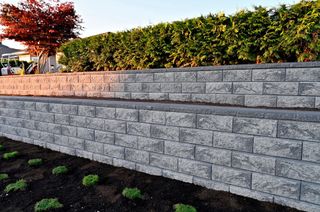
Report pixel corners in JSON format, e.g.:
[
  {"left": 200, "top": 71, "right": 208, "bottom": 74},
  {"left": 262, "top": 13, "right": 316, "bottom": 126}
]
[{"left": 0, "top": 96, "right": 319, "bottom": 211}]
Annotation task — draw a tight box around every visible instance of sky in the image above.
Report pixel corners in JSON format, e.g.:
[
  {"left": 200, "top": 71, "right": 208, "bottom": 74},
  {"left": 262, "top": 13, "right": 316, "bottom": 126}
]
[{"left": 2, "top": 0, "right": 298, "bottom": 49}]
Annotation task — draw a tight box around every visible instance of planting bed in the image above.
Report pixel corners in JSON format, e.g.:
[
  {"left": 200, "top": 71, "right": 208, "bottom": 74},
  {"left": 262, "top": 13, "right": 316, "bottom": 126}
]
[{"left": 0, "top": 137, "right": 300, "bottom": 212}]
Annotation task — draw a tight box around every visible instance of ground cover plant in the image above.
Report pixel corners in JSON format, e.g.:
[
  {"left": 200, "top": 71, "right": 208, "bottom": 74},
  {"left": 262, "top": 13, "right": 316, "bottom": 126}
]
[
  {"left": 174, "top": 204, "right": 197, "bottom": 212},
  {"left": 82, "top": 174, "right": 99, "bottom": 187},
  {"left": 4, "top": 179, "right": 27, "bottom": 193},
  {"left": 122, "top": 187, "right": 143, "bottom": 200},
  {"left": 60, "top": 0, "right": 320, "bottom": 72},
  {"left": 34, "top": 198, "right": 63, "bottom": 212},
  {"left": 52, "top": 165, "right": 68, "bottom": 175},
  {"left": 0, "top": 173, "right": 9, "bottom": 181},
  {"left": 3, "top": 151, "right": 19, "bottom": 160},
  {"left": 28, "top": 158, "right": 43, "bottom": 167},
  {"left": 0, "top": 137, "right": 300, "bottom": 211}
]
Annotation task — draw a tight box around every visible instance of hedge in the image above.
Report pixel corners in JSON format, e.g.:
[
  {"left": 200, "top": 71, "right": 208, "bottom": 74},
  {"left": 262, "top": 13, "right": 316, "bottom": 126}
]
[{"left": 59, "top": 0, "right": 320, "bottom": 72}]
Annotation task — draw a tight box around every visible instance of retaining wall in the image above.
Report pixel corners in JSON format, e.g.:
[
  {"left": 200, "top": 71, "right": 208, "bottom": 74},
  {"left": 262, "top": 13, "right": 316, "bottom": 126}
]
[
  {"left": 0, "top": 96, "right": 319, "bottom": 211},
  {"left": 0, "top": 62, "right": 320, "bottom": 109}
]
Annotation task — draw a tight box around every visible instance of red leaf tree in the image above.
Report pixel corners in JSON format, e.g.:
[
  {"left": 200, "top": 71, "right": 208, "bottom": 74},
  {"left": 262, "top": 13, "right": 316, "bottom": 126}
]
[{"left": 0, "top": 0, "right": 82, "bottom": 73}]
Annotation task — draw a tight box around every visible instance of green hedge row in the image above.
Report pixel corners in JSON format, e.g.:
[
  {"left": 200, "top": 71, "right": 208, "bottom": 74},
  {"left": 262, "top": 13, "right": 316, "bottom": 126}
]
[{"left": 59, "top": 0, "right": 320, "bottom": 72}]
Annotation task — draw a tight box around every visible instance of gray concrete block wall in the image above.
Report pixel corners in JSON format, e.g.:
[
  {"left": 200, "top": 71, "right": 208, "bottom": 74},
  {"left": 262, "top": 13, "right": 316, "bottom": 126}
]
[{"left": 0, "top": 96, "right": 319, "bottom": 211}]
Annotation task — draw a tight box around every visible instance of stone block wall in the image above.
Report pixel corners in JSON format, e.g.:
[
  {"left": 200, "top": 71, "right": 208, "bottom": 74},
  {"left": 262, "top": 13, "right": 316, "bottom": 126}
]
[
  {"left": 0, "top": 96, "right": 319, "bottom": 211},
  {"left": 0, "top": 62, "right": 320, "bottom": 109}
]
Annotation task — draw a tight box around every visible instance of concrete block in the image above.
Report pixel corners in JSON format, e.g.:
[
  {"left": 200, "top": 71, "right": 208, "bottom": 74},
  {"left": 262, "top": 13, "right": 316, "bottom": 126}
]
[
  {"left": 233, "top": 117, "right": 277, "bottom": 137},
  {"left": 252, "top": 173, "right": 300, "bottom": 199},
  {"left": 212, "top": 165, "right": 251, "bottom": 188},
  {"left": 213, "top": 132, "right": 253, "bottom": 152},
  {"left": 195, "top": 146, "right": 231, "bottom": 166},
  {"left": 178, "top": 158, "right": 211, "bottom": 179},
  {"left": 165, "top": 141, "right": 195, "bottom": 159},
  {"left": 232, "top": 152, "right": 275, "bottom": 174},
  {"left": 180, "top": 128, "right": 213, "bottom": 146},
  {"left": 150, "top": 125, "right": 179, "bottom": 141},
  {"left": 166, "top": 112, "right": 196, "bottom": 128},
  {"left": 197, "top": 114, "right": 232, "bottom": 132}
]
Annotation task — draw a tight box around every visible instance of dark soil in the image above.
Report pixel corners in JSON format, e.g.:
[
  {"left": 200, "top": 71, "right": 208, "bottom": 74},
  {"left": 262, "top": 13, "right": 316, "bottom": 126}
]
[{"left": 0, "top": 137, "right": 301, "bottom": 212}]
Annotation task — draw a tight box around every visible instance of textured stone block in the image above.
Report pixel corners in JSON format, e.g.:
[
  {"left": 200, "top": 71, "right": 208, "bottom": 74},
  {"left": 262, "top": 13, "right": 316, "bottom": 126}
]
[
  {"left": 276, "top": 159, "right": 320, "bottom": 184},
  {"left": 95, "top": 107, "right": 116, "bottom": 119},
  {"left": 125, "top": 148, "right": 149, "bottom": 164},
  {"left": 178, "top": 158, "right": 211, "bottom": 179},
  {"left": 303, "top": 142, "right": 320, "bottom": 163},
  {"left": 169, "top": 93, "right": 191, "bottom": 101},
  {"left": 206, "top": 82, "right": 232, "bottom": 94},
  {"left": 85, "top": 140, "right": 103, "bottom": 154},
  {"left": 105, "top": 119, "right": 126, "bottom": 133},
  {"left": 197, "top": 70, "right": 222, "bottom": 82},
  {"left": 252, "top": 69, "right": 286, "bottom": 81},
  {"left": 127, "top": 122, "right": 151, "bottom": 137},
  {"left": 150, "top": 153, "right": 177, "bottom": 171},
  {"left": 182, "top": 83, "right": 205, "bottom": 93},
  {"left": 135, "top": 73, "right": 154, "bottom": 82},
  {"left": 223, "top": 69, "right": 251, "bottom": 81},
  {"left": 245, "top": 95, "right": 277, "bottom": 107},
  {"left": 254, "top": 137, "right": 302, "bottom": 159},
  {"left": 197, "top": 114, "right": 232, "bottom": 132},
  {"left": 233, "top": 117, "right": 277, "bottom": 137},
  {"left": 286, "top": 68, "right": 320, "bottom": 82},
  {"left": 154, "top": 72, "right": 174, "bottom": 82},
  {"left": 252, "top": 173, "right": 300, "bottom": 199},
  {"left": 150, "top": 125, "right": 179, "bottom": 141},
  {"left": 212, "top": 165, "right": 251, "bottom": 188},
  {"left": 263, "top": 82, "right": 299, "bottom": 95},
  {"left": 138, "top": 137, "right": 164, "bottom": 153},
  {"left": 195, "top": 146, "right": 231, "bottom": 166},
  {"left": 115, "top": 134, "right": 138, "bottom": 148},
  {"left": 104, "top": 144, "right": 124, "bottom": 159},
  {"left": 213, "top": 132, "right": 253, "bottom": 152},
  {"left": 166, "top": 112, "right": 196, "bottom": 128},
  {"left": 160, "top": 83, "right": 182, "bottom": 93},
  {"left": 165, "top": 141, "right": 195, "bottom": 159},
  {"left": 232, "top": 152, "right": 275, "bottom": 174},
  {"left": 233, "top": 82, "right": 263, "bottom": 95},
  {"left": 278, "top": 120, "right": 320, "bottom": 142},
  {"left": 230, "top": 186, "right": 274, "bottom": 202},
  {"left": 95, "top": 130, "right": 114, "bottom": 144},
  {"left": 180, "top": 128, "right": 212, "bottom": 146},
  {"left": 162, "top": 170, "right": 193, "bottom": 183},
  {"left": 299, "top": 82, "right": 320, "bottom": 96},
  {"left": 193, "top": 177, "right": 229, "bottom": 192},
  {"left": 78, "top": 105, "right": 95, "bottom": 117},
  {"left": 139, "top": 110, "right": 166, "bottom": 124},
  {"left": 301, "top": 182, "right": 320, "bottom": 205},
  {"left": 86, "top": 117, "right": 104, "bottom": 130},
  {"left": 136, "top": 164, "right": 162, "bottom": 176},
  {"left": 124, "top": 83, "right": 142, "bottom": 92},
  {"left": 115, "top": 108, "right": 138, "bottom": 121},
  {"left": 277, "top": 96, "right": 315, "bottom": 108},
  {"left": 77, "top": 127, "right": 94, "bottom": 140}
]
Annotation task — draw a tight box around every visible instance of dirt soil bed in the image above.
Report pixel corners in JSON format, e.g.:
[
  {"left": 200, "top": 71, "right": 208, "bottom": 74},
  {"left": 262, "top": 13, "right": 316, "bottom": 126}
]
[{"left": 0, "top": 137, "right": 300, "bottom": 212}]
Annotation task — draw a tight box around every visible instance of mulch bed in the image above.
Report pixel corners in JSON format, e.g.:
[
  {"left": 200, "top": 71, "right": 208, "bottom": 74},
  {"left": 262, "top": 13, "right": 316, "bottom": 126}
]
[{"left": 0, "top": 137, "right": 300, "bottom": 212}]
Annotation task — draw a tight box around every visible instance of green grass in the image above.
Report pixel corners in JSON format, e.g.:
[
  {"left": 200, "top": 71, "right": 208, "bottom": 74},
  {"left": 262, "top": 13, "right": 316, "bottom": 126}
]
[
  {"left": 0, "top": 173, "right": 9, "bottom": 181},
  {"left": 34, "top": 198, "right": 63, "bottom": 212},
  {"left": 3, "top": 151, "right": 19, "bottom": 160},
  {"left": 174, "top": 204, "right": 197, "bottom": 212},
  {"left": 82, "top": 174, "right": 99, "bottom": 187},
  {"left": 28, "top": 158, "right": 43, "bottom": 167},
  {"left": 4, "top": 179, "right": 27, "bottom": 193},
  {"left": 52, "top": 166, "right": 68, "bottom": 175},
  {"left": 122, "top": 187, "right": 143, "bottom": 200},
  {"left": 0, "top": 144, "right": 4, "bottom": 151}
]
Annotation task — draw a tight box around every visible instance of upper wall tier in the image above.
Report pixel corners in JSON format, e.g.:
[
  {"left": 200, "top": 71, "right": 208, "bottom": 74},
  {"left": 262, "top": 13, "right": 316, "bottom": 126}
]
[{"left": 1, "top": 62, "right": 320, "bottom": 109}]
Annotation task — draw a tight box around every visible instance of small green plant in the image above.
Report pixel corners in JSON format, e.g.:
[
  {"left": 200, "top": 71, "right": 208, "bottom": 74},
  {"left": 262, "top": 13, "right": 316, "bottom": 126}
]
[
  {"left": 174, "top": 204, "right": 197, "bottom": 212},
  {"left": 4, "top": 179, "right": 27, "bottom": 193},
  {"left": 82, "top": 174, "right": 99, "bottom": 187},
  {"left": 52, "top": 166, "right": 68, "bottom": 175},
  {"left": 28, "top": 158, "right": 43, "bottom": 167},
  {"left": 34, "top": 198, "right": 63, "bottom": 212},
  {"left": 3, "top": 151, "right": 19, "bottom": 160},
  {"left": 122, "top": 187, "right": 143, "bottom": 200},
  {"left": 0, "top": 173, "right": 9, "bottom": 181},
  {"left": 0, "top": 144, "right": 4, "bottom": 151}
]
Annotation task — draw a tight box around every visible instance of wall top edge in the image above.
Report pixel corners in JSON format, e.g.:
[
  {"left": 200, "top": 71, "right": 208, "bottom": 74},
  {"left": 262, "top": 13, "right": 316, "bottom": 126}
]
[
  {"left": 0, "top": 96, "right": 319, "bottom": 123},
  {"left": 1, "top": 61, "right": 320, "bottom": 78}
]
